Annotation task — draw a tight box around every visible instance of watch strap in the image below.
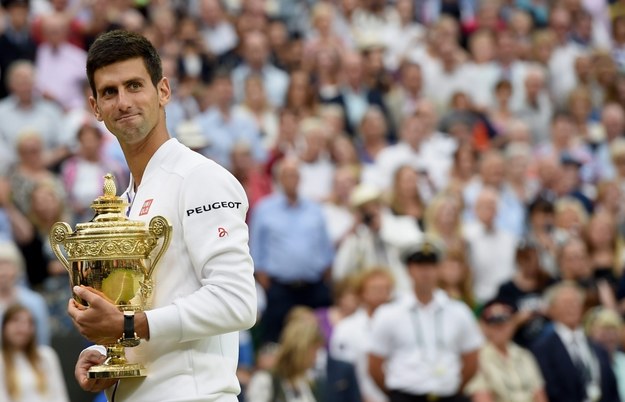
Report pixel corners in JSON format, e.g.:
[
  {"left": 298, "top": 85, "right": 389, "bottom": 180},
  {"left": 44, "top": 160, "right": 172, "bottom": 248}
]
[{"left": 123, "top": 311, "right": 135, "bottom": 340}]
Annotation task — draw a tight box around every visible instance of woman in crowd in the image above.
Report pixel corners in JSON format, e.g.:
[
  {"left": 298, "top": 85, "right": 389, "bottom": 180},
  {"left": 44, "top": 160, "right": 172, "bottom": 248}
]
[
  {"left": 584, "top": 210, "right": 624, "bottom": 284},
  {"left": 438, "top": 245, "right": 476, "bottom": 310},
  {"left": 0, "top": 304, "right": 69, "bottom": 402},
  {"left": 387, "top": 165, "right": 426, "bottom": 232},
  {"left": 424, "top": 191, "right": 465, "bottom": 254},
  {"left": 496, "top": 240, "right": 553, "bottom": 348}
]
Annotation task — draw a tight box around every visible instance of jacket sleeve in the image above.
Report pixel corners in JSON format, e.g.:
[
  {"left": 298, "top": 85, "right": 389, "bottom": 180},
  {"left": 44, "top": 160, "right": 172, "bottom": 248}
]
[{"left": 146, "top": 163, "right": 257, "bottom": 342}]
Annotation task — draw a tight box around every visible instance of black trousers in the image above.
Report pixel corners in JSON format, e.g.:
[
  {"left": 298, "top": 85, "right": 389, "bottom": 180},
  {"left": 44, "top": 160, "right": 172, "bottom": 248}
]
[
  {"left": 389, "top": 390, "right": 464, "bottom": 402},
  {"left": 259, "top": 278, "right": 331, "bottom": 343}
]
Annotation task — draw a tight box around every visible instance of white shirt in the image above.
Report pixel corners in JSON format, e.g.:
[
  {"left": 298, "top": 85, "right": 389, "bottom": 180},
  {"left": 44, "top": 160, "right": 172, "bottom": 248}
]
[
  {"left": 368, "top": 290, "right": 483, "bottom": 396},
  {"left": 331, "top": 309, "right": 388, "bottom": 402},
  {"left": 0, "top": 346, "right": 69, "bottom": 402},
  {"left": 463, "top": 221, "right": 517, "bottom": 304},
  {"left": 97, "top": 138, "right": 257, "bottom": 402}
]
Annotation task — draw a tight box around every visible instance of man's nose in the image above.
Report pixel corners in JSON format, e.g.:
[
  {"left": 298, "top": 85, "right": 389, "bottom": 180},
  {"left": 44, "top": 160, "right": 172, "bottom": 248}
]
[{"left": 117, "top": 89, "right": 132, "bottom": 111}]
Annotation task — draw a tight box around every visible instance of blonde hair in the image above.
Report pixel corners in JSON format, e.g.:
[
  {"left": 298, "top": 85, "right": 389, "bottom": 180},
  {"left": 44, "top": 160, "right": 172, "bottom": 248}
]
[{"left": 274, "top": 308, "right": 325, "bottom": 383}]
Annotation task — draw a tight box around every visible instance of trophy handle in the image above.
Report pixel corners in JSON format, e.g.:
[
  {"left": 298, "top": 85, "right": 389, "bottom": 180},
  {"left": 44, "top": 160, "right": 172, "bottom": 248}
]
[
  {"left": 49, "top": 222, "right": 73, "bottom": 273},
  {"left": 147, "top": 216, "right": 172, "bottom": 279}
]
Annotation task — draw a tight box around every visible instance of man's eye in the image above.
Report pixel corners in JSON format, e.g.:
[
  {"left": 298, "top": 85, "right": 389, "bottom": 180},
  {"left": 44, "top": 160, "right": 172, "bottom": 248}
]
[
  {"left": 130, "top": 82, "right": 141, "bottom": 89},
  {"left": 103, "top": 88, "right": 115, "bottom": 96}
]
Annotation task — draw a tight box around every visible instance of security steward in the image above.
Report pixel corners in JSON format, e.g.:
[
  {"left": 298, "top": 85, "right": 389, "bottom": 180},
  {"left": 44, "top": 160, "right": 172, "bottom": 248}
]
[{"left": 368, "top": 238, "right": 484, "bottom": 402}]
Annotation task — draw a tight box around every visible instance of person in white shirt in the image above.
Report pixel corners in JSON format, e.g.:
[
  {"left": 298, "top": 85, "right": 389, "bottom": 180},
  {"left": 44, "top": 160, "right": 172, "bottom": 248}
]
[
  {"left": 463, "top": 187, "right": 518, "bottom": 306},
  {"left": 331, "top": 268, "right": 395, "bottom": 402},
  {"left": 368, "top": 238, "right": 484, "bottom": 402},
  {"left": 66, "top": 30, "right": 257, "bottom": 402}
]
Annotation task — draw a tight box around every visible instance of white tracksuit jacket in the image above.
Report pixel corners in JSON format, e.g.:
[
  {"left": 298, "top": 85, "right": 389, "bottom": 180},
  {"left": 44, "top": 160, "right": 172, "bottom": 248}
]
[{"left": 99, "top": 138, "right": 257, "bottom": 402}]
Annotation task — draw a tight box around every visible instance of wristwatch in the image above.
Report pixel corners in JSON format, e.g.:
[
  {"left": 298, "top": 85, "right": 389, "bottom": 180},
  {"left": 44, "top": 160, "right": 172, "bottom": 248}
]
[{"left": 119, "top": 311, "right": 141, "bottom": 347}]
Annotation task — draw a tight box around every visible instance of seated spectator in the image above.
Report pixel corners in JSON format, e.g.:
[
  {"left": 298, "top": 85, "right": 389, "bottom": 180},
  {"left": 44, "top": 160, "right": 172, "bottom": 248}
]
[
  {"left": 386, "top": 165, "right": 426, "bottom": 233},
  {"left": 229, "top": 141, "right": 272, "bottom": 219},
  {"left": 438, "top": 245, "right": 476, "bottom": 310},
  {"left": 584, "top": 210, "right": 623, "bottom": 287},
  {"left": 60, "top": 122, "right": 125, "bottom": 225},
  {"left": 233, "top": 74, "right": 279, "bottom": 150},
  {"left": 532, "top": 281, "right": 620, "bottom": 402},
  {"left": 496, "top": 239, "right": 553, "bottom": 348},
  {"left": 330, "top": 268, "right": 395, "bottom": 402},
  {"left": 0, "top": 304, "right": 69, "bottom": 402},
  {"left": 314, "top": 274, "right": 360, "bottom": 346},
  {"left": 466, "top": 299, "right": 548, "bottom": 402},
  {"left": 0, "top": 60, "right": 68, "bottom": 170},
  {"left": 247, "top": 307, "right": 361, "bottom": 402},
  {"left": 194, "top": 70, "right": 266, "bottom": 170},
  {"left": 333, "top": 184, "right": 414, "bottom": 295},
  {"left": 585, "top": 307, "right": 625, "bottom": 402},
  {"left": 424, "top": 191, "right": 466, "bottom": 254},
  {"left": 0, "top": 241, "right": 49, "bottom": 345},
  {"left": 463, "top": 187, "right": 518, "bottom": 306},
  {"left": 7, "top": 131, "right": 65, "bottom": 217},
  {"left": 322, "top": 166, "right": 357, "bottom": 248},
  {"left": 297, "top": 117, "right": 335, "bottom": 202}
]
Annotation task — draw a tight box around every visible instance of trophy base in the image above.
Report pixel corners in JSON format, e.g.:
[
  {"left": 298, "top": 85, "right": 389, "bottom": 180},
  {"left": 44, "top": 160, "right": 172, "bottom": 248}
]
[{"left": 88, "top": 362, "right": 146, "bottom": 379}]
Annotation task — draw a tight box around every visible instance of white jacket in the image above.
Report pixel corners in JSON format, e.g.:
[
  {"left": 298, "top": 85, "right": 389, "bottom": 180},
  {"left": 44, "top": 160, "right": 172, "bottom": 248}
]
[{"left": 102, "top": 139, "right": 257, "bottom": 402}]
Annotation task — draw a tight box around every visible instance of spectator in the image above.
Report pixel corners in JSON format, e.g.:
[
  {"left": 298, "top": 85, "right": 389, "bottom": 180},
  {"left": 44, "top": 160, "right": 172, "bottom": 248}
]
[
  {"left": 250, "top": 157, "right": 334, "bottom": 343},
  {"left": 333, "top": 184, "right": 413, "bottom": 295},
  {"left": 496, "top": 239, "right": 553, "bottom": 348},
  {"left": 247, "top": 306, "right": 362, "bottom": 402},
  {"left": 232, "top": 30, "right": 289, "bottom": 108},
  {"left": 34, "top": 13, "right": 88, "bottom": 111},
  {"left": 331, "top": 268, "right": 395, "bottom": 402},
  {"left": 0, "top": 60, "right": 68, "bottom": 170},
  {"left": 466, "top": 299, "right": 548, "bottom": 402},
  {"left": 195, "top": 70, "right": 266, "bottom": 170},
  {"left": 7, "top": 131, "right": 66, "bottom": 217},
  {"left": 0, "top": 241, "right": 50, "bottom": 345},
  {"left": 229, "top": 141, "right": 272, "bottom": 218},
  {"left": 368, "top": 238, "right": 484, "bottom": 402},
  {"left": 425, "top": 191, "right": 466, "bottom": 256},
  {"left": 438, "top": 245, "right": 476, "bottom": 310},
  {"left": 198, "top": 0, "right": 238, "bottom": 62},
  {"left": 0, "top": 304, "right": 68, "bottom": 402},
  {"left": 384, "top": 61, "right": 424, "bottom": 131},
  {"left": 234, "top": 74, "right": 279, "bottom": 149},
  {"left": 0, "top": 0, "right": 37, "bottom": 99},
  {"left": 297, "top": 117, "right": 335, "bottom": 202},
  {"left": 322, "top": 165, "right": 357, "bottom": 248},
  {"left": 585, "top": 307, "right": 625, "bottom": 401},
  {"left": 532, "top": 281, "right": 620, "bottom": 402},
  {"left": 59, "top": 122, "right": 125, "bottom": 224},
  {"left": 463, "top": 187, "right": 518, "bottom": 306}
]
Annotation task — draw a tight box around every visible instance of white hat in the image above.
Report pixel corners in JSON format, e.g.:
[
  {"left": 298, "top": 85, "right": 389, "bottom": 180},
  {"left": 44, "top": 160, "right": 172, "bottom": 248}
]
[
  {"left": 350, "top": 184, "right": 382, "bottom": 208},
  {"left": 176, "top": 120, "right": 209, "bottom": 150}
]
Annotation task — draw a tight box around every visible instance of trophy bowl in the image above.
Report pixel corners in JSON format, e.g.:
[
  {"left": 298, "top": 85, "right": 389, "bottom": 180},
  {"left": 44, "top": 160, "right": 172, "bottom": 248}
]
[{"left": 49, "top": 174, "right": 172, "bottom": 379}]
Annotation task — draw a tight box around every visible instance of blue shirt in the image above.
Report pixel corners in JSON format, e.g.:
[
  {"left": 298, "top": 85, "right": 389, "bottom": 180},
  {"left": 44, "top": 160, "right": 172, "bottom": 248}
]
[
  {"left": 250, "top": 193, "right": 334, "bottom": 282},
  {"left": 195, "top": 107, "right": 266, "bottom": 170},
  {"left": 0, "top": 209, "right": 12, "bottom": 241}
]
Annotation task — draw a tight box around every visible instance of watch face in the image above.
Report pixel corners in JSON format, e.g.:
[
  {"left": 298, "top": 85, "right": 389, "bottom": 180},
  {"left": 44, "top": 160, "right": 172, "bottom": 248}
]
[{"left": 119, "top": 337, "right": 141, "bottom": 348}]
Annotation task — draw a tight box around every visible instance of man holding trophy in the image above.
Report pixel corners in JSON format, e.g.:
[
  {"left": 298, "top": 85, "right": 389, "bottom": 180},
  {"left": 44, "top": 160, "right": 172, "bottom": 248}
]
[{"left": 59, "top": 30, "right": 257, "bottom": 402}]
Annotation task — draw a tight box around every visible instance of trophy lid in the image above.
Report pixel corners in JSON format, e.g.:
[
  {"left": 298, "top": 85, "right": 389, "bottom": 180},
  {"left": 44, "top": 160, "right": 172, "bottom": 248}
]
[{"left": 75, "top": 173, "right": 146, "bottom": 235}]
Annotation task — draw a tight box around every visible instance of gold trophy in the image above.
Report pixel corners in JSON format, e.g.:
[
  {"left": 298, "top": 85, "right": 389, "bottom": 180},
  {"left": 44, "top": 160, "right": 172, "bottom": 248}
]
[{"left": 49, "top": 174, "right": 172, "bottom": 379}]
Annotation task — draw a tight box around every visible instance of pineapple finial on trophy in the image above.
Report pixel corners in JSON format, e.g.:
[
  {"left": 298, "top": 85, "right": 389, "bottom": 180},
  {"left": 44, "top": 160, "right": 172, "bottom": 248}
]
[{"left": 103, "top": 173, "right": 117, "bottom": 198}]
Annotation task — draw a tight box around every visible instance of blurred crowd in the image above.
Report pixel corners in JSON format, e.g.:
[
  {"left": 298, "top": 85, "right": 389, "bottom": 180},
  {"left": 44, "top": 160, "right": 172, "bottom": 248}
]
[{"left": 2, "top": 0, "right": 625, "bottom": 401}]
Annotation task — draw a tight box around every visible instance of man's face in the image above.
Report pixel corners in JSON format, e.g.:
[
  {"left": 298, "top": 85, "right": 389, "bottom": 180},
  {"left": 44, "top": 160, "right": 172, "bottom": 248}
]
[
  {"left": 89, "top": 57, "right": 170, "bottom": 145},
  {"left": 408, "top": 262, "right": 439, "bottom": 292}
]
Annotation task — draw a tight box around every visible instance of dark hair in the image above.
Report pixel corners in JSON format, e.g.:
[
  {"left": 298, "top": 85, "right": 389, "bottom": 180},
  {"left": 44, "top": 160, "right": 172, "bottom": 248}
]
[{"left": 86, "top": 30, "right": 162, "bottom": 98}]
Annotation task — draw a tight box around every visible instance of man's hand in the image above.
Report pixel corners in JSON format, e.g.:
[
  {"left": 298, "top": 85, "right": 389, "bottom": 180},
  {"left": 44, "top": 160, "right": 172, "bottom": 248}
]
[
  {"left": 75, "top": 349, "right": 117, "bottom": 392},
  {"left": 68, "top": 286, "right": 123, "bottom": 345}
]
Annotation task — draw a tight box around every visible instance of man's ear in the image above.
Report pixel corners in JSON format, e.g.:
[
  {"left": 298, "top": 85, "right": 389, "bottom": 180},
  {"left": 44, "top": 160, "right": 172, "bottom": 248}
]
[
  {"left": 89, "top": 96, "right": 103, "bottom": 121},
  {"left": 158, "top": 77, "right": 171, "bottom": 107}
]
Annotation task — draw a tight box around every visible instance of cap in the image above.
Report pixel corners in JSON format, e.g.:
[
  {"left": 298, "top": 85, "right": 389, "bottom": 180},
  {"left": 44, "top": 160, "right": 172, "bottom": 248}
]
[
  {"left": 480, "top": 299, "right": 516, "bottom": 324},
  {"left": 2, "top": 0, "right": 29, "bottom": 8},
  {"left": 349, "top": 184, "right": 381, "bottom": 209},
  {"left": 402, "top": 238, "right": 442, "bottom": 265}
]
